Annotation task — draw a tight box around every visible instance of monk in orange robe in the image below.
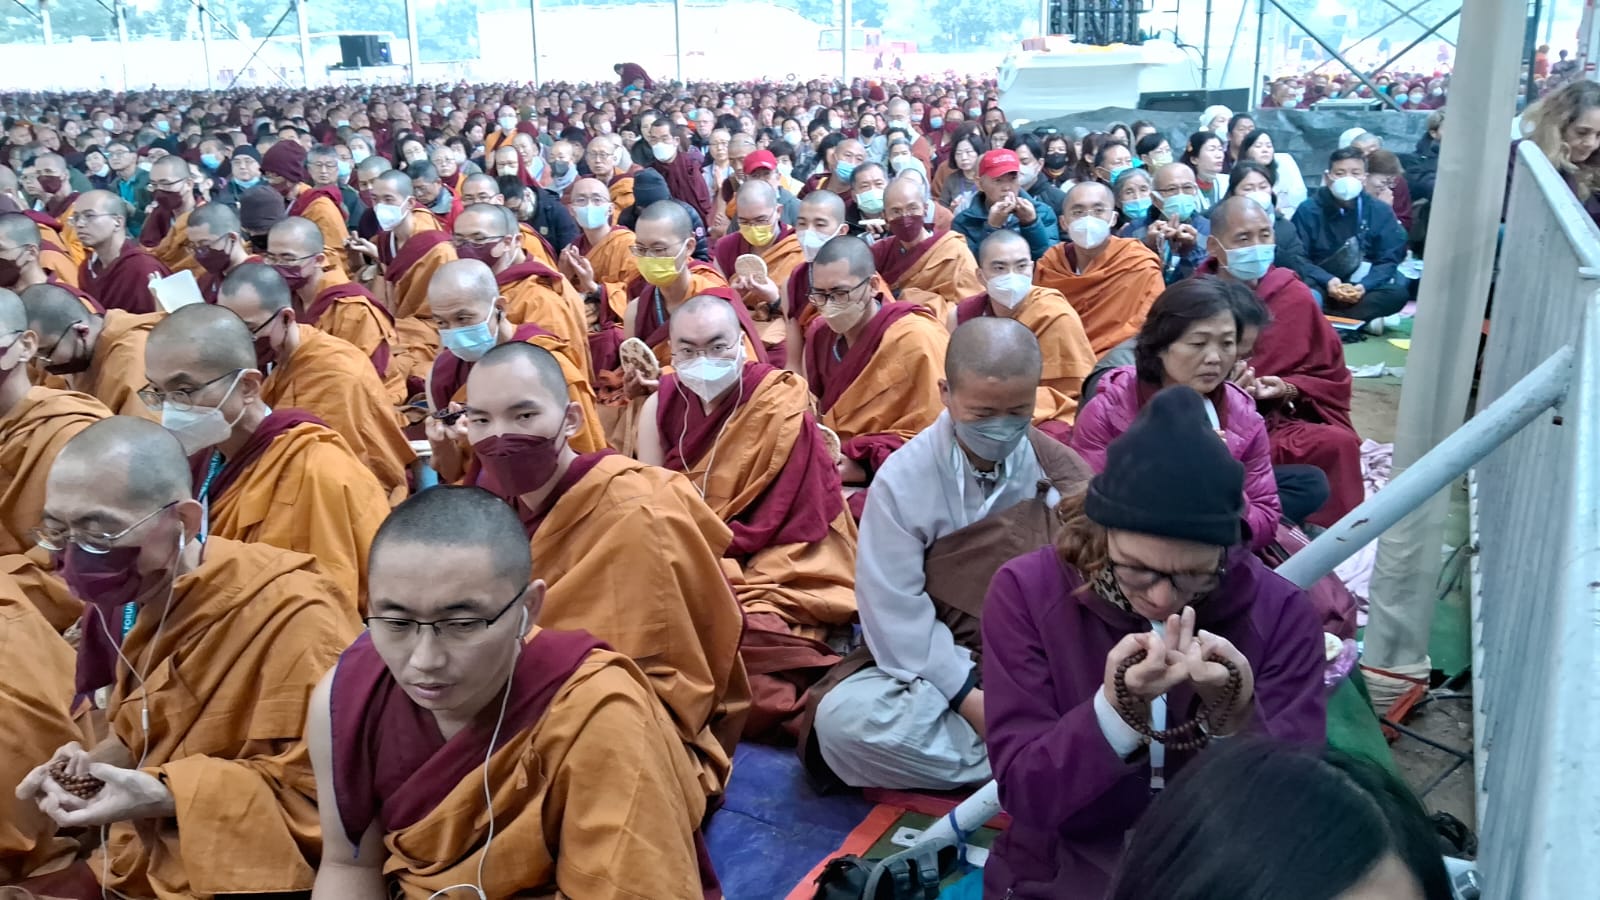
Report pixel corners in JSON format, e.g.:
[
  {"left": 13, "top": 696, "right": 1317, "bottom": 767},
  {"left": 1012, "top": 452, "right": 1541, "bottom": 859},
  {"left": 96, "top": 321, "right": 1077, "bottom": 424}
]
[
  {"left": 365, "top": 170, "right": 457, "bottom": 396},
  {"left": 1034, "top": 182, "right": 1165, "bottom": 355},
  {"left": 463, "top": 341, "right": 749, "bottom": 798},
  {"left": 75, "top": 191, "right": 170, "bottom": 315},
  {"left": 138, "top": 156, "right": 205, "bottom": 278},
  {"left": 145, "top": 304, "right": 391, "bottom": 610},
  {"left": 457, "top": 172, "right": 559, "bottom": 269},
  {"left": 0, "top": 212, "right": 89, "bottom": 292},
  {"left": 0, "top": 290, "right": 109, "bottom": 631},
  {"left": 27, "top": 154, "right": 86, "bottom": 265},
  {"left": 186, "top": 202, "right": 262, "bottom": 304},
  {"left": 783, "top": 190, "right": 853, "bottom": 373},
  {"left": 717, "top": 180, "right": 806, "bottom": 367},
  {"left": 263, "top": 140, "right": 352, "bottom": 275},
  {"left": 423, "top": 259, "right": 606, "bottom": 484},
  {"left": 951, "top": 230, "right": 1095, "bottom": 441},
  {"left": 560, "top": 177, "right": 637, "bottom": 380},
  {"left": 870, "top": 178, "right": 984, "bottom": 321},
  {"left": 15, "top": 417, "right": 356, "bottom": 899},
  {"left": 638, "top": 297, "right": 857, "bottom": 740},
  {"left": 0, "top": 560, "right": 81, "bottom": 885},
  {"left": 803, "top": 236, "right": 947, "bottom": 517},
  {"left": 307, "top": 486, "right": 713, "bottom": 899},
  {"left": 453, "top": 203, "right": 591, "bottom": 377},
  {"left": 21, "top": 283, "right": 158, "bottom": 419},
  {"left": 216, "top": 263, "right": 414, "bottom": 503},
  {"left": 267, "top": 215, "right": 401, "bottom": 399}
]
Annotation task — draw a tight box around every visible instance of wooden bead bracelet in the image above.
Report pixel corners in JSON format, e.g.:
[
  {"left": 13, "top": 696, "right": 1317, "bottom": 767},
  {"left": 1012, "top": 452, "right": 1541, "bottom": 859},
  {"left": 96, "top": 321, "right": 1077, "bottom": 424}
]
[{"left": 1113, "top": 649, "right": 1243, "bottom": 752}]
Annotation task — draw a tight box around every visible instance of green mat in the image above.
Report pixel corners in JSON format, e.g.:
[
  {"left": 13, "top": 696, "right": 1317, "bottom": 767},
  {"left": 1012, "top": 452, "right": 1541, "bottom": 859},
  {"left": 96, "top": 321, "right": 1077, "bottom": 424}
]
[{"left": 1327, "top": 670, "right": 1397, "bottom": 774}]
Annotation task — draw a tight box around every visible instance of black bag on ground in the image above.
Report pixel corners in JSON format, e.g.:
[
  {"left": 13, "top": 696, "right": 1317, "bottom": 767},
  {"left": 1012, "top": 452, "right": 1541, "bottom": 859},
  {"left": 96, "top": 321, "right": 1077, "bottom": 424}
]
[{"left": 810, "top": 838, "right": 962, "bottom": 900}]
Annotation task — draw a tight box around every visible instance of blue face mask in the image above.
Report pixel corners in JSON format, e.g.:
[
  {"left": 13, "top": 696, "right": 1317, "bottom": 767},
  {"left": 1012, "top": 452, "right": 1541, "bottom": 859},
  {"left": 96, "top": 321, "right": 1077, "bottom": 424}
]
[
  {"left": 575, "top": 204, "right": 610, "bottom": 230},
  {"left": 834, "top": 160, "right": 857, "bottom": 182},
  {"left": 1222, "top": 241, "right": 1275, "bottom": 282},
  {"left": 337, "top": 160, "right": 352, "bottom": 179},
  {"left": 1123, "top": 197, "right": 1153, "bottom": 220},
  {"left": 439, "top": 312, "right": 499, "bottom": 362},
  {"left": 953, "top": 414, "right": 1030, "bottom": 463},
  {"left": 233, "top": 177, "right": 260, "bottom": 189},
  {"left": 200, "top": 152, "right": 222, "bottom": 170},
  {"left": 1108, "top": 165, "right": 1133, "bottom": 184},
  {"left": 929, "top": 116, "right": 944, "bottom": 130},
  {"left": 1163, "top": 193, "right": 1199, "bottom": 222}
]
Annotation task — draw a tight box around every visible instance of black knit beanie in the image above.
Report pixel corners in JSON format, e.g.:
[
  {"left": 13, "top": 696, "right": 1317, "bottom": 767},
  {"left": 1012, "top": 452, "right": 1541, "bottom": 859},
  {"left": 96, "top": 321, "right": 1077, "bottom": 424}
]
[{"left": 1085, "top": 385, "right": 1246, "bottom": 547}]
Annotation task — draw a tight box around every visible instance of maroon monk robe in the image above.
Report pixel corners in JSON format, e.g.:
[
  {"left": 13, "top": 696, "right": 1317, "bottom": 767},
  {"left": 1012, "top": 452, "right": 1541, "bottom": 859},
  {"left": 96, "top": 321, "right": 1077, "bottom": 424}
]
[
  {"left": 43, "top": 192, "right": 79, "bottom": 222},
  {"left": 46, "top": 272, "right": 104, "bottom": 313},
  {"left": 494, "top": 257, "right": 564, "bottom": 286},
  {"left": 1198, "top": 260, "right": 1364, "bottom": 526},
  {"left": 197, "top": 255, "right": 262, "bottom": 304},
  {"left": 953, "top": 293, "right": 1073, "bottom": 446},
  {"left": 21, "top": 209, "right": 63, "bottom": 234},
  {"left": 802, "top": 298, "right": 925, "bottom": 481},
  {"left": 429, "top": 321, "right": 553, "bottom": 411},
  {"left": 628, "top": 264, "right": 770, "bottom": 365},
  {"left": 139, "top": 203, "right": 178, "bottom": 249},
  {"left": 78, "top": 239, "right": 170, "bottom": 315},
  {"left": 783, "top": 261, "right": 812, "bottom": 321},
  {"left": 288, "top": 184, "right": 346, "bottom": 219},
  {"left": 649, "top": 154, "right": 714, "bottom": 223},
  {"left": 590, "top": 292, "right": 626, "bottom": 385},
  {"left": 521, "top": 223, "right": 558, "bottom": 262},
  {"left": 575, "top": 225, "right": 628, "bottom": 256},
  {"left": 304, "top": 280, "right": 396, "bottom": 378},
  {"left": 711, "top": 224, "right": 792, "bottom": 279},
  {"left": 870, "top": 228, "right": 949, "bottom": 287},
  {"left": 379, "top": 229, "right": 452, "bottom": 295}
]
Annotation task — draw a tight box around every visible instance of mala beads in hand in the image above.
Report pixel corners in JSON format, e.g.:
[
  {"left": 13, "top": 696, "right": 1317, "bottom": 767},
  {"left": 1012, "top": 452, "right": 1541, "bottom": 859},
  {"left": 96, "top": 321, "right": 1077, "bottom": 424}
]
[
  {"left": 1113, "top": 649, "right": 1243, "bottom": 752},
  {"left": 49, "top": 758, "right": 105, "bottom": 800}
]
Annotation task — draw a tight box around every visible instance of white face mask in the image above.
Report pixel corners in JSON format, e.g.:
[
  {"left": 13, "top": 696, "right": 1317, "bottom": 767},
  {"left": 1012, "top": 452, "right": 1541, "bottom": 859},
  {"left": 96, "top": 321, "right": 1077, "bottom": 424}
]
[
  {"left": 1068, "top": 215, "right": 1111, "bottom": 249},
  {"left": 1329, "top": 175, "right": 1364, "bottom": 202},
  {"left": 498, "top": 116, "right": 518, "bottom": 132},
  {"left": 676, "top": 348, "right": 744, "bottom": 402},
  {"left": 777, "top": 160, "right": 794, "bottom": 180},
  {"left": 797, "top": 227, "right": 834, "bottom": 262},
  {"left": 160, "top": 372, "right": 245, "bottom": 455},
  {"left": 986, "top": 272, "right": 1032, "bottom": 309},
  {"left": 374, "top": 203, "right": 407, "bottom": 231},
  {"left": 1018, "top": 164, "right": 1040, "bottom": 188},
  {"left": 651, "top": 142, "right": 678, "bottom": 163},
  {"left": 1245, "top": 189, "right": 1274, "bottom": 212},
  {"left": 351, "top": 147, "right": 370, "bottom": 164}
]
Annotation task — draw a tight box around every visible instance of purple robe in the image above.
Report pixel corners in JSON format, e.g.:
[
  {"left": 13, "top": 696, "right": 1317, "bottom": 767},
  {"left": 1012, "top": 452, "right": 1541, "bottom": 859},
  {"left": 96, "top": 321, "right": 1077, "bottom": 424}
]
[{"left": 979, "top": 545, "right": 1328, "bottom": 898}]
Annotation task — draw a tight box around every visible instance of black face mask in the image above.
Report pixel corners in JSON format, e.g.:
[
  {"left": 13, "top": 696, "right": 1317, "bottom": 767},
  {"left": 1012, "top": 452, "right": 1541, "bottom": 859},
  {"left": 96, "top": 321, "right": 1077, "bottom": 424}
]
[
  {"left": 1044, "top": 153, "right": 1070, "bottom": 170},
  {"left": 859, "top": 125, "right": 876, "bottom": 138},
  {"left": 550, "top": 160, "right": 571, "bottom": 177}
]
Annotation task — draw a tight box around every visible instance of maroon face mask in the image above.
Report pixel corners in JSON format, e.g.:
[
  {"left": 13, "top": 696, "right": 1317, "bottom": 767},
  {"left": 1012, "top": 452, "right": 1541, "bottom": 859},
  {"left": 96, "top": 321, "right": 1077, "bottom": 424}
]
[
  {"left": 154, "top": 189, "right": 186, "bottom": 212},
  {"left": 472, "top": 431, "right": 563, "bottom": 498},
  {"left": 888, "top": 213, "right": 925, "bottom": 244},
  {"left": 0, "top": 254, "right": 21, "bottom": 288},
  {"left": 37, "top": 174, "right": 64, "bottom": 195},
  {"left": 193, "top": 238, "right": 234, "bottom": 275},
  {"left": 57, "top": 543, "right": 145, "bottom": 613},
  {"left": 272, "top": 262, "right": 311, "bottom": 292},
  {"left": 452, "top": 238, "right": 502, "bottom": 267}
]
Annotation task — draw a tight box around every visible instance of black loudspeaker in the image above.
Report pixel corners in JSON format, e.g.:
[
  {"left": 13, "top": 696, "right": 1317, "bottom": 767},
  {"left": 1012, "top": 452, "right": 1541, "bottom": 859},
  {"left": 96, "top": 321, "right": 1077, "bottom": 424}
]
[
  {"left": 337, "top": 35, "right": 387, "bottom": 68},
  {"left": 1137, "top": 90, "right": 1208, "bottom": 112}
]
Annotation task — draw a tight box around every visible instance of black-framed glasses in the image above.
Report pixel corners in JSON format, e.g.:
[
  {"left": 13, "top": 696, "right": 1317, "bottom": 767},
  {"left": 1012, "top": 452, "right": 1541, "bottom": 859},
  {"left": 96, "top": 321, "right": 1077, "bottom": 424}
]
[
  {"left": 68, "top": 210, "right": 119, "bottom": 226},
  {"left": 364, "top": 586, "right": 527, "bottom": 644},
  {"left": 32, "top": 500, "right": 179, "bottom": 555},
  {"left": 260, "top": 250, "right": 317, "bottom": 267},
  {"left": 1108, "top": 559, "right": 1226, "bottom": 598},
  {"left": 138, "top": 368, "right": 242, "bottom": 412},
  {"left": 807, "top": 273, "right": 873, "bottom": 307}
]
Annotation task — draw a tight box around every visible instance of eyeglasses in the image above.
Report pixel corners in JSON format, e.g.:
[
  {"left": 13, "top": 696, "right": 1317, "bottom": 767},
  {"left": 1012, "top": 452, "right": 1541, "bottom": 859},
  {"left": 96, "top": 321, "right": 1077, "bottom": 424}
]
[
  {"left": 138, "top": 368, "right": 242, "bottom": 412},
  {"left": 68, "top": 211, "right": 118, "bottom": 226},
  {"left": 183, "top": 234, "right": 233, "bottom": 254},
  {"left": 1156, "top": 184, "right": 1199, "bottom": 197},
  {"left": 630, "top": 244, "right": 681, "bottom": 257},
  {"left": 32, "top": 500, "right": 179, "bottom": 555},
  {"left": 364, "top": 587, "right": 526, "bottom": 644},
  {"left": 260, "top": 250, "right": 317, "bottom": 266},
  {"left": 674, "top": 342, "right": 736, "bottom": 362},
  {"left": 808, "top": 273, "right": 873, "bottom": 307},
  {"left": 1108, "top": 559, "right": 1226, "bottom": 598}
]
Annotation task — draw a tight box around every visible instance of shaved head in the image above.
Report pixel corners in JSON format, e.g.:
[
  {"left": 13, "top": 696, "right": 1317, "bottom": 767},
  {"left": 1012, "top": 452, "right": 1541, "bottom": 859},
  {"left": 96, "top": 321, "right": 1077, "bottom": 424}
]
[
  {"left": 1210, "top": 195, "right": 1273, "bottom": 236},
  {"left": 76, "top": 189, "right": 128, "bottom": 218},
  {"left": 0, "top": 166, "right": 17, "bottom": 192},
  {"left": 456, "top": 203, "right": 517, "bottom": 238},
  {"left": 946, "top": 317, "right": 1042, "bottom": 388},
  {"left": 469, "top": 340, "right": 570, "bottom": 407},
  {"left": 799, "top": 189, "right": 846, "bottom": 222},
  {"left": 636, "top": 199, "right": 693, "bottom": 241},
  {"left": 50, "top": 416, "right": 194, "bottom": 511},
  {"left": 978, "top": 228, "right": 1030, "bottom": 265},
  {"left": 735, "top": 178, "right": 776, "bottom": 214},
  {"left": 32, "top": 152, "right": 66, "bottom": 173},
  {"left": 375, "top": 169, "right": 413, "bottom": 196},
  {"left": 0, "top": 287, "right": 24, "bottom": 332},
  {"left": 0, "top": 212, "right": 41, "bottom": 247},
  {"left": 218, "top": 262, "right": 292, "bottom": 314},
  {"left": 1065, "top": 180, "right": 1115, "bottom": 210},
  {"left": 461, "top": 172, "right": 501, "bottom": 202},
  {"left": 150, "top": 155, "right": 190, "bottom": 181},
  {"left": 670, "top": 293, "right": 741, "bottom": 340},
  {"left": 188, "top": 201, "right": 241, "bottom": 235},
  {"left": 884, "top": 176, "right": 922, "bottom": 209},
  {"left": 268, "top": 215, "right": 325, "bottom": 255},
  {"left": 148, "top": 302, "right": 258, "bottom": 374},
  {"left": 812, "top": 234, "right": 875, "bottom": 279},
  {"left": 570, "top": 176, "right": 607, "bottom": 201},
  {"left": 371, "top": 485, "right": 531, "bottom": 588},
  {"left": 20, "top": 282, "right": 92, "bottom": 337}
]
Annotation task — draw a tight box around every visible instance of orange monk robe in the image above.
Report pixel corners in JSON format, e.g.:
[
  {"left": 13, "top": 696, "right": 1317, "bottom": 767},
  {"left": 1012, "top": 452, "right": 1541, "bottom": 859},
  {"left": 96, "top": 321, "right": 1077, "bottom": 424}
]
[
  {"left": 200, "top": 412, "right": 391, "bottom": 612},
  {"left": 145, "top": 209, "right": 204, "bottom": 278},
  {"left": 0, "top": 573, "right": 81, "bottom": 884},
  {"left": 577, "top": 226, "right": 637, "bottom": 359},
  {"left": 714, "top": 229, "right": 806, "bottom": 351},
  {"left": 70, "top": 310, "right": 162, "bottom": 420},
  {"left": 301, "top": 267, "right": 404, "bottom": 403},
  {"left": 0, "top": 387, "right": 110, "bottom": 629},
  {"left": 335, "top": 635, "right": 708, "bottom": 900},
  {"left": 429, "top": 323, "right": 607, "bottom": 454},
  {"left": 377, "top": 213, "right": 456, "bottom": 394},
  {"left": 871, "top": 229, "right": 984, "bottom": 322},
  {"left": 496, "top": 260, "right": 593, "bottom": 378},
  {"left": 527, "top": 453, "right": 750, "bottom": 798},
  {"left": 43, "top": 200, "right": 87, "bottom": 267},
  {"left": 953, "top": 286, "right": 1096, "bottom": 436},
  {"left": 289, "top": 184, "right": 353, "bottom": 276},
  {"left": 92, "top": 538, "right": 357, "bottom": 899},
  {"left": 518, "top": 222, "right": 559, "bottom": 269},
  {"left": 609, "top": 173, "right": 638, "bottom": 211},
  {"left": 1033, "top": 236, "right": 1164, "bottom": 356},
  {"left": 37, "top": 242, "right": 84, "bottom": 289},
  {"left": 262, "top": 325, "right": 416, "bottom": 501}
]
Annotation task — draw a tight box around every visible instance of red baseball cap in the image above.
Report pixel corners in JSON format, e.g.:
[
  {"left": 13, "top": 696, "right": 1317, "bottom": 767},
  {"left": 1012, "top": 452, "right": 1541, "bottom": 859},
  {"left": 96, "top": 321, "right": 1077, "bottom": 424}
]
[
  {"left": 979, "top": 149, "right": 1020, "bottom": 179},
  {"left": 743, "top": 149, "right": 778, "bottom": 176}
]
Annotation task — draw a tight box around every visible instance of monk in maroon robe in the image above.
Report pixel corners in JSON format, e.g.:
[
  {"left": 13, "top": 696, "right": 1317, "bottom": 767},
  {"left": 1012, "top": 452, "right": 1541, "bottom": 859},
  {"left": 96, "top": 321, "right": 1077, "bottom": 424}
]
[
  {"left": 74, "top": 190, "right": 170, "bottom": 314},
  {"left": 643, "top": 119, "right": 714, "bottom": 221}
]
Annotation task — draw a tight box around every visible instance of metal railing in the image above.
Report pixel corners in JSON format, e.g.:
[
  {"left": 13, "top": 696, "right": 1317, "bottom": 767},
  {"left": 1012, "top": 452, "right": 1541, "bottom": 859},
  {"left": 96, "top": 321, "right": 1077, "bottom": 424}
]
[{"left": 1465, "top": 140, "right": 1600, "bottom": 900}]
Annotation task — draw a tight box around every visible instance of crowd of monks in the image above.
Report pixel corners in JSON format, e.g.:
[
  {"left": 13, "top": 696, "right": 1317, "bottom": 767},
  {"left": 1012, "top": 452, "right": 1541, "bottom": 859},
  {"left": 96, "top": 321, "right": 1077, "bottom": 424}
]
[{"left": 0, "top": 75, "right": 1369, "bottom": 898}]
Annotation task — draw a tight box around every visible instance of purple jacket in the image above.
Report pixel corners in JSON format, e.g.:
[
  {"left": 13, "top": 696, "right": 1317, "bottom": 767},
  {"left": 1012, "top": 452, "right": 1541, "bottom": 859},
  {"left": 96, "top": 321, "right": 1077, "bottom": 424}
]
[
  {"left": 1070, "top": 367, "right": 1281, "bottom": 549},
  {"left": 980, "top": 546, "right": 1328, "bottom": 898}
]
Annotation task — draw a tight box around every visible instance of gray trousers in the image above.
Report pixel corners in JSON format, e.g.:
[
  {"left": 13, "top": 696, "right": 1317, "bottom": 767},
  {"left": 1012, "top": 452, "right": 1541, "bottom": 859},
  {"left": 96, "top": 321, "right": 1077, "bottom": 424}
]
[{"left": 812, "top": 666, "right": 992, "bottom": 790}]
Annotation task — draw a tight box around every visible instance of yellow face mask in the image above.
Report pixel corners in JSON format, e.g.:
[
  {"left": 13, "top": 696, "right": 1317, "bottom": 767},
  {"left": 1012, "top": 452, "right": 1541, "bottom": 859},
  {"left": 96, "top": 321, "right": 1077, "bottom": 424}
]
[
  {"left": 637, "top": 251, "right": 682, "bottom": 287},
  {"left": 739, "top": 223, "right": 776, "bottom": 248}
]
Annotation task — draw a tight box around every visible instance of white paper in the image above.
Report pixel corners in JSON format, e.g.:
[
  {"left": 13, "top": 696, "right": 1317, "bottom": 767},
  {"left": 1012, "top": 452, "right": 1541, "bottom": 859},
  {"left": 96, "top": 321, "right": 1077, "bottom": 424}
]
[{"left": 149, "top": 270, "right": 204, "bottom": 312}]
